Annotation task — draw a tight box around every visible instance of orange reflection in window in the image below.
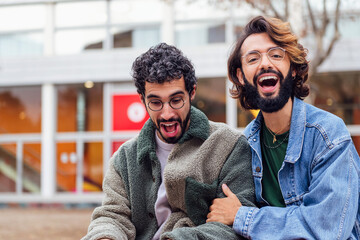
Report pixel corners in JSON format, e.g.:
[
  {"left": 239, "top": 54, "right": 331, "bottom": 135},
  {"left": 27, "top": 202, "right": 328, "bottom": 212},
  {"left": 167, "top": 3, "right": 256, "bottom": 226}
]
[{"left": 0, "top": 86, "right": 41, "bottom": 133}]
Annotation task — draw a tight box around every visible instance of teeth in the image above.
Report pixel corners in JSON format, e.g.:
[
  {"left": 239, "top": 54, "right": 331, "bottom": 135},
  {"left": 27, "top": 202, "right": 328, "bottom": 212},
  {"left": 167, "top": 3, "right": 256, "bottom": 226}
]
[
  {"left": 163, "top": 123, "right": 175, "bottom": 126},
  {"left": 259, "top": 76, "right": 277, "bottom": 83}
]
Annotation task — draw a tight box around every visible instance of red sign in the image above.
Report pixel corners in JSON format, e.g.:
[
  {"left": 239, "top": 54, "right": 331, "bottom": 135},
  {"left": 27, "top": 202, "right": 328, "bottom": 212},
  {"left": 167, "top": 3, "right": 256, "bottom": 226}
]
[{"left": 112, "top": 94, "right": 149, "bottom": 131}]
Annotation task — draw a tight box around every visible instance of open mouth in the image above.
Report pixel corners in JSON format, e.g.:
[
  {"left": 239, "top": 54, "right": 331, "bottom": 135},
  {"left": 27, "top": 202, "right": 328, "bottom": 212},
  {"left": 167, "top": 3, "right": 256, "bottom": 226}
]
[
  {"left": 258, "top": 75, "right": 278, "bottom": 88},
  {"left": 162, "top": 123, "right": 178, "bottom": 133},
  {"left": 160, "top": 122, "right": 180, "bottom": 138},
  {"left": 257, "top": 75, "right": 279, "bottom": 94}
]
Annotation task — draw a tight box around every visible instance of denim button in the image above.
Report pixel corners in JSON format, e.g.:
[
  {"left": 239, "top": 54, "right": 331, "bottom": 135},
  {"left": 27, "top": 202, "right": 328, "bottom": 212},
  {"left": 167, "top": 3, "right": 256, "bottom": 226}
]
[
  {"left": 253, "top": 138, "right": 256, "bottom": 142},
  {"left": 255, "top": 166, "right": 261, "bottom": 172}
]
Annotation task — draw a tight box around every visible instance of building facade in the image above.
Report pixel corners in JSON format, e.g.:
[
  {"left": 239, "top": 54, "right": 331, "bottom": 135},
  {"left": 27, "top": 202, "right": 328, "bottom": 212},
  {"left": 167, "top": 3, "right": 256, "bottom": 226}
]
[{"left": 0, "top": 0, "right": 359, "bottom": 203}]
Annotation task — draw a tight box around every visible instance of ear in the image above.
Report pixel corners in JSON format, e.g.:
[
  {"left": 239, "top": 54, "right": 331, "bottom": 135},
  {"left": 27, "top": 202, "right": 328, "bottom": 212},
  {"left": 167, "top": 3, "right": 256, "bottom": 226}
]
[
  {"left": 236, "top": 68, "right": 245, "bottom": 85},
  {"left": 190, "top": 85, "right": 196, "bottom": 101}
]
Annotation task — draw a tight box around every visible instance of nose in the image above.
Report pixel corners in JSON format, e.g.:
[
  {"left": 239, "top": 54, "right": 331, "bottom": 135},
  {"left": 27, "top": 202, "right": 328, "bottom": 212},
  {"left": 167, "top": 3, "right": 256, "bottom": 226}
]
[
  {"left": 259, "top": 53, "right": 274, "bottom": 70},
  {"left": 160, "top": 102, "right": 176, "bottom": 120}
]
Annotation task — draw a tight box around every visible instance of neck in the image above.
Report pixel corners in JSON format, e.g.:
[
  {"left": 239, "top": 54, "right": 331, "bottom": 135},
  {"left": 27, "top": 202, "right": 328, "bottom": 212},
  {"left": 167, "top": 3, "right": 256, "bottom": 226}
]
[{"left": 262, "top": 98, "right": 293, "bottom": 134}]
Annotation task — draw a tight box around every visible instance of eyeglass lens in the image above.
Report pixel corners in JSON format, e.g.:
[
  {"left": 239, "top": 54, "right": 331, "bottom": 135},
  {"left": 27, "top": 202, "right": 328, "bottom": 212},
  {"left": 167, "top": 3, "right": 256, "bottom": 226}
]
[
  {"left": 243, "top": 47, "right": 285, "bottom": 66},
  {"left": 148, "top": 97, "right": 185, "bottom": 111}
]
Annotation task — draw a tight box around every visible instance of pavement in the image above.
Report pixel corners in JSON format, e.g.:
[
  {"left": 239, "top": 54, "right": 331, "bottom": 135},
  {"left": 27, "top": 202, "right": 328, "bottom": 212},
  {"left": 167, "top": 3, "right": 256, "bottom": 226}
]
[{"left": 0, "top": 206, "right": 94, "bottom": 240}]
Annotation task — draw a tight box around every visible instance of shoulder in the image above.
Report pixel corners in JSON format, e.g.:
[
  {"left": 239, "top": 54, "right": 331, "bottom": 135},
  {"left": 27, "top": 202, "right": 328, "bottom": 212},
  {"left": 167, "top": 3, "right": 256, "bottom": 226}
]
[
  {"left": 113, "top": 136, "right": 138, "bottom": 156},
  {"left": 208, "top": 121, "right": 242, "bottom": 140},
  {"left": 111, "top": 136, "right": 139, "bottom": 169},
  {"left": 304, "top": 103, "right": 351, "bottom": 143}
]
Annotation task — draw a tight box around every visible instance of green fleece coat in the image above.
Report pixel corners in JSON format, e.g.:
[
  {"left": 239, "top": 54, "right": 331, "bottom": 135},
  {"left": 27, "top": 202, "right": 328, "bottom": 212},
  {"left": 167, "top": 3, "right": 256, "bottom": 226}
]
[{"left": 83, "top": 107, "right": 255, "bottom": 240}]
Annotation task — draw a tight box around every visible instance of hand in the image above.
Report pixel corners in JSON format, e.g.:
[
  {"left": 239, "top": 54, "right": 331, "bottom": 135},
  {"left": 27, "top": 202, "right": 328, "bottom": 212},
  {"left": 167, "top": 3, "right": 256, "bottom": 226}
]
[{"left": 206, "top": 184, "right": 242, "bottom": 225}]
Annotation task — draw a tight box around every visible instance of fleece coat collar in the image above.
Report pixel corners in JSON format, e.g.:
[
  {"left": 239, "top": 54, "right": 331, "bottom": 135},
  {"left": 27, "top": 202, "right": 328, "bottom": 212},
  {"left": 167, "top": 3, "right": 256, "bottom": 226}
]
[{"left": 136, "top": 106, "right": 210, "bottom": 165}]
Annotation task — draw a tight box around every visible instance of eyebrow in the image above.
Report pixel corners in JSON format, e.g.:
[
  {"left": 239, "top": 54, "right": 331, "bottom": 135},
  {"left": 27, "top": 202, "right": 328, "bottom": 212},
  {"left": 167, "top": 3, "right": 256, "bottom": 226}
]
[
  {"left": 146, "top": 90, "right": 185, "bottom": 99},
  {"left": 245, "top": 50, "right": 260, "bottom": 55}
]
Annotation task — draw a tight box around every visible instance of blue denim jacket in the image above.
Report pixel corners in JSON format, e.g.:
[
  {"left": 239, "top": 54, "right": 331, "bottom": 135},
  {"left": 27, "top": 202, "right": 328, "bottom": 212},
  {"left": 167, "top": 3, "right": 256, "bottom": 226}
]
[{"left": 234, "top": 97, "right": 360, "bottom": 239}]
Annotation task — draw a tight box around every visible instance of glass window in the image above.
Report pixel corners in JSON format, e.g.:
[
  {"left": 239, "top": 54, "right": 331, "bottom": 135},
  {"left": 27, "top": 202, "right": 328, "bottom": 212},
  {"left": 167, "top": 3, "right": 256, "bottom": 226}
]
[
  {"left": 175, "top": 22, "right": 225, "bottom": 47},
  {"left": 132, "top": 26, "right": 160, "bottom": 48},
  {"left": 55, "top": 1, "right": 107, "bottom": 28},
  {"left": 0, "top": 32, "right": 43, "bottom": 57},
  {"left": 0, "top": 86, "right": 41, "bottom": 134},
  {"left": 55, "top": 29, "right": 105, "bottom": 55},
  {"left": 174, "top": 0, "right": 228, "bottom": 21},
  {"left": 56, "top": 142, "right": 103, "bottom": 192},
  {"left": 57, "top": 142, "right": 76, "bottom": 192},
  {"left": 234, "top": 20, "right": 247, "bottom": 40},
  {"left": 0, "top": 5, "right": 45, "bottom": 31},
  {"left": 112, "top": 26, "right": 160, "bottom": 48},
  {"left": 57, "top": 83, "right": 103, "bottom": 132},
  {"left": 111, "top": 0, "right": 162, "bottom": 24},
  {"left": 194, "top": 77, "right": 226, "bottom": 123},
  {"left": 0, "top": 144, "right": 17, "bottom": 193},
  {"left": 111, "top": 26, "right": 132, "bottom": 48},
  {"left": 83, "top": 142, "right": 103, "bottom": 192},
  {"left": 23, "top": 143, "right": 41, "bottom": 193},
  {"left": 311, "top": 72, "right": 360, "bottom": 125}
]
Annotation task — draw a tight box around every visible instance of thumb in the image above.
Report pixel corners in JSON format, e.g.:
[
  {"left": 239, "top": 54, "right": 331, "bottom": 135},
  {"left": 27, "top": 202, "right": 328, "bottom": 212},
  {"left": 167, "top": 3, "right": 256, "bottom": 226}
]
[{"left": 222, "top": 184, "right": 235, "bottom": 198}]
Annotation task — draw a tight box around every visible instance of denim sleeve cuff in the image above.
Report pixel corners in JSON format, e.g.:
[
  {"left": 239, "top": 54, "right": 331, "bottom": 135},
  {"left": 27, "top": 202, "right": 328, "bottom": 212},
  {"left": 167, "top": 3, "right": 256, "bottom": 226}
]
[{"left": 233, "top": 206, "right": 259, "bottom": 238}]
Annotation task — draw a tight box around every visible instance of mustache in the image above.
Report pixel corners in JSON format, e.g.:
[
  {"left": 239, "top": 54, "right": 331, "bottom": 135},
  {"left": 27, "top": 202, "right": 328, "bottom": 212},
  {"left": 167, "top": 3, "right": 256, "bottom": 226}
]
[
  {"left": 158, "top": 118, "right": 181, "bottom": 123},
  {"left": 253, "top": 69, "right": 284, "bottom": 84}
]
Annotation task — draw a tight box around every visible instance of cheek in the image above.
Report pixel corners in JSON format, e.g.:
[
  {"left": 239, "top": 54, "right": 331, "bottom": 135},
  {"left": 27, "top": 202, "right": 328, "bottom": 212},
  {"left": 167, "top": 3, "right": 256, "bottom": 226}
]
[
  {"left": 242, "top": 67, "right": 256, "bottom": 81},
  {"left": 280, "top": 58, "right": 291, "bottom": 75},
  {"left": 180, "top": 106, "right": 190, "bottom": 120},
  {"left": 149, "top": 112, "right": 159, "bottom": 123}
]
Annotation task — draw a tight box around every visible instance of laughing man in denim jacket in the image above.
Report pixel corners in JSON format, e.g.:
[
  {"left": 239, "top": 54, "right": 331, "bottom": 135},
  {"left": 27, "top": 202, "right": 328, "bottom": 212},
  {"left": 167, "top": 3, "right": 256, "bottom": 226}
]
[{"left": 207, "top": 16, "right": 360, "bottom": 239}]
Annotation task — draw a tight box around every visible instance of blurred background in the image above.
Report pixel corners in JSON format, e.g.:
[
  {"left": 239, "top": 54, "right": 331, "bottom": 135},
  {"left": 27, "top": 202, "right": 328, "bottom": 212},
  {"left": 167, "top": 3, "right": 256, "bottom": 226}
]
[{"left": 0, "top": 0, "right": 359, "bottom": 205}]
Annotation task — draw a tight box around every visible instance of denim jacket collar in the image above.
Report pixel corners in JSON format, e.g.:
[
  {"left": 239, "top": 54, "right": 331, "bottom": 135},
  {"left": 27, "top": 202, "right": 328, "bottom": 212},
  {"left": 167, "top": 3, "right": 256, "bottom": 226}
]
[
  {"left": 285, "top": 97, "right": 306, "bottom": 164},
  {"left": 245, "top": 97, "right": 306, "bottom": 164}
]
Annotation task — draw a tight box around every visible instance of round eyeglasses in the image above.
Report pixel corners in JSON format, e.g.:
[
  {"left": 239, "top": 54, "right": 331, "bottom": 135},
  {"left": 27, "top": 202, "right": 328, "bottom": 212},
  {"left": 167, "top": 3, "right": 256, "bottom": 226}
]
[
  {"left": 242, "top": 47, "right": 286, "bottom": 67},
  {"left": 147, "top": 97, "right": 186, "bottom": 111}
]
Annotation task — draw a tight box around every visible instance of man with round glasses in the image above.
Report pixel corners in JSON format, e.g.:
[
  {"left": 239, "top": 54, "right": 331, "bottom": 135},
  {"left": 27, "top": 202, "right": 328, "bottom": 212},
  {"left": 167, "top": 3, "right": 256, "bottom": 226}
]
[
  {"left": 83, "top": 43, "right": 255, "bottom": 240},
  {"left": 207, "top": 16, "right": 360, "bottom": 239}
]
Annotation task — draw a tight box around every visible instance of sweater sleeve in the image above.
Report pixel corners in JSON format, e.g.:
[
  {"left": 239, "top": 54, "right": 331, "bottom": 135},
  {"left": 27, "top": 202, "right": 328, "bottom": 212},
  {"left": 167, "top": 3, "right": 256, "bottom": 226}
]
[
  {"left": 81, "top": 155, "right": 136, "bottom": 240},
  {"left": 161, "top": 135, "right": 255, "bottom": 240}
]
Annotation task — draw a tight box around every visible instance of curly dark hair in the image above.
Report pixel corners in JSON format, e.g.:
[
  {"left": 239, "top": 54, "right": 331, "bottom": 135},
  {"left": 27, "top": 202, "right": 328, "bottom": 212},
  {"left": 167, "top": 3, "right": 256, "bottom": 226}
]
[
  {"left": 228, "top": 16, "right": 310, "bottom": 110},
  {"left": 131, "top": 43, "right": 197, "bottom": 96}
]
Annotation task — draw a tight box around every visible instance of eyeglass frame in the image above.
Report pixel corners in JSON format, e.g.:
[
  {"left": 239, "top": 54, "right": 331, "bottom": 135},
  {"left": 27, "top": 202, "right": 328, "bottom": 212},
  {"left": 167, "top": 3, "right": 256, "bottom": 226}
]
[
  {"left": 144, "top": 95, "right": 187, "bottom": 112},
  {"left": 241, "top": 46, "right": 286, "bottom": 67}
]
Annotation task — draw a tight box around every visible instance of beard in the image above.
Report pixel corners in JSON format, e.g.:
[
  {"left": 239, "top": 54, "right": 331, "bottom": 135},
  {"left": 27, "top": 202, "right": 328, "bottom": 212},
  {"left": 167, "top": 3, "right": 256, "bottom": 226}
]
[
  {"left": 242, "top": 67, "right": 293, "bottom": 113},
  {"left": 155, "top": 108, "right": 191, "bottom": 144}
]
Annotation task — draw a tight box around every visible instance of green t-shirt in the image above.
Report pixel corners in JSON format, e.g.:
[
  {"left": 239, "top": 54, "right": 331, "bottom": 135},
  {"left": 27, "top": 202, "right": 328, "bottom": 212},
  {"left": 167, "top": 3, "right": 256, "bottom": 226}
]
[{"left": 260, "top": 121, "right": 289, "bottom": 207}]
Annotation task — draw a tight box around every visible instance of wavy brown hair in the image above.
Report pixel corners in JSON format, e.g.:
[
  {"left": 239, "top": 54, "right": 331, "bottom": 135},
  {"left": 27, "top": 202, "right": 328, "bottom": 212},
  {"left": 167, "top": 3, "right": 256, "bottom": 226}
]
[{"left": 228, "top": 16, "right": 310, "bottom": 109}]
